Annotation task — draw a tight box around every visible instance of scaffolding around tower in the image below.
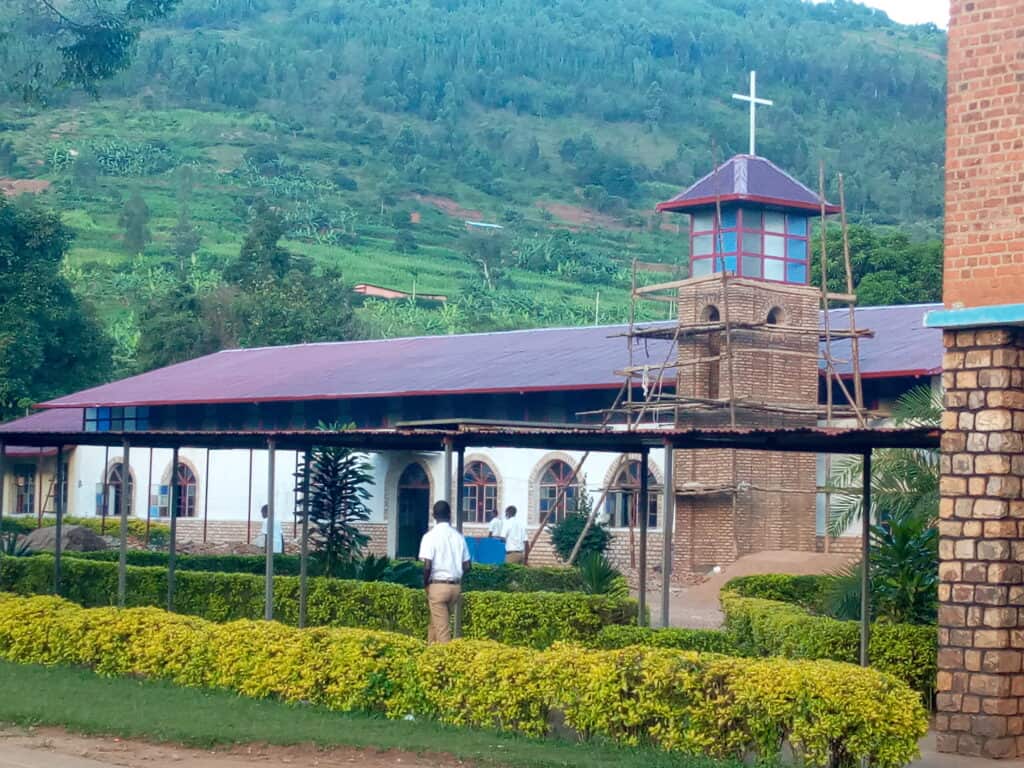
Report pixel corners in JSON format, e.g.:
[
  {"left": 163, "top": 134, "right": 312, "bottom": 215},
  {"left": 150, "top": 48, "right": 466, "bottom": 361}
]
[{"left": 606, "top": 163, "right": 869, "bottom": 436}]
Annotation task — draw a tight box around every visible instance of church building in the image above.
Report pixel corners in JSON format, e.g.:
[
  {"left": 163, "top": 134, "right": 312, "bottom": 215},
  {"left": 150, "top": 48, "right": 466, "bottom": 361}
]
[{"left": 0, "top": 150, "right": 943, "bottom": 578}]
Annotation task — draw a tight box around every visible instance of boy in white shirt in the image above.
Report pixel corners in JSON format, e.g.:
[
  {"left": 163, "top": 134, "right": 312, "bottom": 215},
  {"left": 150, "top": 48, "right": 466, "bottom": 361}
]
[
  {"left": 487, "top": 507, "right": 505, "bottom": 538},
  {"left": 418, "top": 500, "right": 471, "bottom": 644},
  {"left": 499, "top": 505, "right": 527, "bottom": 564}
]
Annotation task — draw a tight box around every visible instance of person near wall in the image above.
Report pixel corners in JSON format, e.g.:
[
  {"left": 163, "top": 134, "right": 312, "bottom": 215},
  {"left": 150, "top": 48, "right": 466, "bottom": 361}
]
[
  {"left": 487, "top": 506, "right": 505, "bottom": 538},
  {"left": 419, "top": 500, "right": 471, "bottom": 644},
  {"left": 499, "top": 505, "right": 527, "bottom": 564},
  {"left": 258, "top": 503, "right": 284, "bottom": 554}
]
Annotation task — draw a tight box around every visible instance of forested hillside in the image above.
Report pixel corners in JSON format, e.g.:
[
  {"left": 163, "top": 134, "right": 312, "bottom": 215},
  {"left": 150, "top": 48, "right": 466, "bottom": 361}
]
[{"left": 0, "top": 0, "right": 946, "bottom": 410}]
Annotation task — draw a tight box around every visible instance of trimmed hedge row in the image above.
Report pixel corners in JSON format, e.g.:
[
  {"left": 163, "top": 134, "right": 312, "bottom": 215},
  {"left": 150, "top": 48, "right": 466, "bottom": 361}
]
[
  {"left": 65, "top": 550, "right": 586, "bottom": 593},
  {"left": 721, "top": 591, "right": 937, "bottom": 700},
  {"left": 591, "top": 624, "right": 737, "bottom": 655},
  {"left": 723, "top": 574, "right": 830, "bottom": 610},
  {"left": 0, "top": 555, "right": 633, "bottom": 648},
  {"left": 0, "top": 593, "right": 928, "bottom": 767},
  {"left": 2, "top": 515, "right": 168, "bottom": 539}
]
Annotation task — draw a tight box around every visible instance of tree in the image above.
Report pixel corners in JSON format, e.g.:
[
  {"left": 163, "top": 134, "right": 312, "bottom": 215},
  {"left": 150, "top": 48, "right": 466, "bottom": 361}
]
[
  {"left": 232, "top": 266, "right": 356, "bottom": 348},
  {"left": 3, "top": 0, "right": 181, "bottom": 100},
  {"left": 170, "top": 206, "right": 201, "bottom": 273},
  {"left": 226, "top": 203, "right": 292, "bottom": 284},
  {"left": 460, "top": 231, "right": 509, "bottom": 290},
  {"left": 119, "top": 191, "right": 151, "bottom": 254},
  {"left": 135, "top": 281, "right": 216, "bottom": 372},
  {"left": 301, "top": 425, "right": 375, "bottom": 576},
  {"left": 549, "top": 486, "right": 610, "bottom": 562},
  {"left": 0, "top": 198, "right": 111, "bottom": 418}
]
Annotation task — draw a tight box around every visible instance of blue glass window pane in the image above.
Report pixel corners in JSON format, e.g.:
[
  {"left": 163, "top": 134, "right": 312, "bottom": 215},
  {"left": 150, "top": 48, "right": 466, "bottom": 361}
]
[
  {"left": 715, "top": 231, "right": 737, "bottom": 253},
  {"left": 765, "top": 211, "right": 786, "bottom": 233},
  {"left": 741, "top": 255, "right": 762, "bottom": 278},
  {"left": 713, "top": 256, "right": 737, "bottom": 273},
  {"left": 693, "top": 234, "right": 713, "bottom": 256},
  {"left": 98, "top": 419, "right": 111, "bottom": 432},
  {"left": 742, "top": 232, "right": 761, "bottom": 253},
  {"left": 98, "top": 407, "right": 110, "bottom": 420},
  {"left": 788, "top": 238, "right": 807, "bottom": 260},
  {"left": 788, "top": 216, "right": 808, "bottom": 236},
  {"left": 740, "top": 208, "right": 761, "bottom": 230},
  {"left": 720, "top": 208, "right": 737, "bottom": 228},
  {"left": 692, "top": 212, "right": 713, "bottom": 232},
  {"left": 786, "top": 262, "right": 807, "bottom": 283},
  {"left": 691, "top": 258, "right": 712, "bottom": 277},
  {"left": 764, "top": 259, "right": 785, "bottom": 281}
]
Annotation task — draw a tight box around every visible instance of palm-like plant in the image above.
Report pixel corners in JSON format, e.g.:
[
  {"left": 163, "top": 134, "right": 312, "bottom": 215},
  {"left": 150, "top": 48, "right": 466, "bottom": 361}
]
[
  {"left": 826, "top": 385, "right": 941, "bottom": 537},
  {"left": 300, "top": 423, "right": 375, "bottom": 577}
]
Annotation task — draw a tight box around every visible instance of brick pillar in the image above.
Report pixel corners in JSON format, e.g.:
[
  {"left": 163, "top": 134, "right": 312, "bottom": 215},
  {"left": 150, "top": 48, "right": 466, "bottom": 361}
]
[{"left": 936, "top": 327, "right": 1024, "bottom": 758}]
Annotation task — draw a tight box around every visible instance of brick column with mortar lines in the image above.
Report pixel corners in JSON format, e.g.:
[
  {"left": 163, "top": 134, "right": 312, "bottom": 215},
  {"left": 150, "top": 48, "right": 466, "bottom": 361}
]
[{"left": 935, "top": 327, "right": 1024, "bottom": 758}]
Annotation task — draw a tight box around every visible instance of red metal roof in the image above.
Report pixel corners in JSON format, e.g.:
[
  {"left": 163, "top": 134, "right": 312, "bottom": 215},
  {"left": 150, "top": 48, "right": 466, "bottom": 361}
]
[
  {"left": 28, "top": 304, "right": 942, "bottom": 412},
  {"left": 656, "top": 155, "right": 841, "bottom": 214},
  {"left": 824, "top": 303, "right": 943, "bottom": 379},
  {"left": 39, "top": 325, "right": 676, "bottom": 409}
]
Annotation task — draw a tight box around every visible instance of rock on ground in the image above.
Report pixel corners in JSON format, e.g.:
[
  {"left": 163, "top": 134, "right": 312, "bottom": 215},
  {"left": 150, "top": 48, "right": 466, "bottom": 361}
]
[{"left": 22, "top": 525, "right": 108, "bottom": 553}]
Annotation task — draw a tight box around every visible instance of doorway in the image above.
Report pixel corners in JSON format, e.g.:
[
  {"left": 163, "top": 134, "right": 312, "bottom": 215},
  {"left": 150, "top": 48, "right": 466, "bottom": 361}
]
[{"left": 396, "top": 462, "right": 430, "bottom": 558}]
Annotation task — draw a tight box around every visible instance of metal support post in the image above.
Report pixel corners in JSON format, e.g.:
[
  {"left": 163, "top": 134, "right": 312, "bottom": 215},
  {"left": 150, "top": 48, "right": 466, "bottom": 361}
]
[
  {"left": 638, "top": 448, "right": 649, "bottom": 627},
  {"left": 167, "top": 447, "right": 179, "bottom": 611},
  {"left": 265, "top": 438, "right": 276, "bottom": 621},
  {"left": 299, "top": 447, "right": 311, "bottom": 629},
  {"left": 661, "top": 440, "right": 675, "bottom": 628},
  {"left": 203, "top": 448, "right": 211, "bottom": 542},
  {"left": 117, "top": 439, "right": 131, "bottom": 608},
  {"left": 860, "top": 450, "right": 872, "bottom": 667},
  {"left": 454, "top": 446, "right": 465, "bottom": 638},
  {"left": 53, "top": 446, "right": 64, "bottom": 596}
]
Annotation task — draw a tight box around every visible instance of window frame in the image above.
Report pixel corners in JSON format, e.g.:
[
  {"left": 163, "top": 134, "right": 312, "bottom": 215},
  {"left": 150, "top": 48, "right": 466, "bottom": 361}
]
[
  {"left": 690, "top": 208, "right": 810, "bottom": 284},
  {"left": 538, "top": 460, "right": 579, "bottom": 525},
  {"left": 84, "top": 406, "right": 150, "bottom": 433},
  {"left": 462, "top": 460, "right": 498, "bottom": 524},
  {"left": 603, "top": 460, "right": 660, "bottom": 530}
]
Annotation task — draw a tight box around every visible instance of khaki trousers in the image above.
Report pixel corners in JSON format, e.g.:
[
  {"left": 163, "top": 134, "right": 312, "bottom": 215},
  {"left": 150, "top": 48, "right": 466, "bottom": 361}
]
[
  {"left": 427, "top": 582, "right": 461, "bottom": 644},
  {"left": 505, "top": 551, "right": 524, "bottom": 564}
]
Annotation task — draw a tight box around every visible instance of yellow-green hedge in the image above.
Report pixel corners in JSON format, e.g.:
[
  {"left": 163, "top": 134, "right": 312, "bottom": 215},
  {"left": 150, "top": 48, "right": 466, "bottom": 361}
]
[
  {"left": 721, "top": 591, "right": 938, "bottom": 700},
  {"left": 0, "top": 555, "right": 635, "bottom": 648},
  {"left": 0, "top": 593, "right": 927, "bottom": 767}
]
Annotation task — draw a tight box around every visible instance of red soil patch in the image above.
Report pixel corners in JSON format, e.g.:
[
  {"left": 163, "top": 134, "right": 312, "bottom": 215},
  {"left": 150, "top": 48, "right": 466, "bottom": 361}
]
[
  {"left": 412, "top": 194, "right": 483, "bottom": 221},
  {"left": 537, "top": 201, "right": 627, "bottom": 230},
  {"left": 0, "top": 179, "right": 51, "bottom": 197}
]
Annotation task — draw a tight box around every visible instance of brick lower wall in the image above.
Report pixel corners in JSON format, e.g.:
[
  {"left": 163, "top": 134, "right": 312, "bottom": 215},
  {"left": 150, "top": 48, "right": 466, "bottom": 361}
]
[
  {"left": 935, "top": 326, "right": 1024, "bottom": 759},
  {"left": 816, "top": 536, "right": 862, "bottom": 555}
]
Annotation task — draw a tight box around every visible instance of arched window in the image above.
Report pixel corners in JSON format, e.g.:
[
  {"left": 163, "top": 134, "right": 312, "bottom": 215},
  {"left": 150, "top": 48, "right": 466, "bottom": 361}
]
[
  {"left": 99, "top": 462, "right": 133, "bottom": 517},
  {"left": 539, "top": 460, "right": 579, "bottom": 524},
  {"left": 158, "top": 463, "right": 198, "bottom": 517},
  {"left": 462, "top": 460, "right": 498, "bottom": 524},
  {"left": 605, "top": 460, "right": 660, "bottom": 529}
]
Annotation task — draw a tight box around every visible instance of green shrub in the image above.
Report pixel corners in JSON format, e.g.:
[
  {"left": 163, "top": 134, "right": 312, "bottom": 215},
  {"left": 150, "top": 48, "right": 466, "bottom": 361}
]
[
  {"left": 1, "top": 516, "right": 168, "bottom": 540},
  {"left": 723, "top": 574, "right": 830, "bottom": 609},
  {"left": 549, "top": 512, "right": 609, "bottom": 562},
  {"left": 590, "top": 624, "right": 737, "bottom": 654},
  {"left": 66, "top": 551, "right": 585, "bottom": 592},
  {"left": 0, "top": 593, "right": 929, "bottom": 768},
  {"left": 721, "top": 591, "right": 937, "bottom": 700},
  {"left": 0, "top": 555, "right": 634, "bottom": 647}
]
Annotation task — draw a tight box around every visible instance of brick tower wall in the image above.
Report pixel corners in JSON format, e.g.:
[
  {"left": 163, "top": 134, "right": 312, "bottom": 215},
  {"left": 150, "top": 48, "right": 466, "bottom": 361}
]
[
  {"left": 943, "top": 0, "right": 1024, "bottom": 309},
  {"left": 672, "top": 276, "right": 819, "bottom": 576}
]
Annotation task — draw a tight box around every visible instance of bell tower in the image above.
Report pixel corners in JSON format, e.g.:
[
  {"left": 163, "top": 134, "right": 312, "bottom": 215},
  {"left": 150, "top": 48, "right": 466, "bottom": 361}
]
[{"left": 653, "top": 154, "right": 839, "bottom": 575}]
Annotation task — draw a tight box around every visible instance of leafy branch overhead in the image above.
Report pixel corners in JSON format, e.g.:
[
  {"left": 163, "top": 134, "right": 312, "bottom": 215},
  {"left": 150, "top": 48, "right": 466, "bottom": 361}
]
[{"left": 6, "top": 0, "right": 180, "bottom": 99}]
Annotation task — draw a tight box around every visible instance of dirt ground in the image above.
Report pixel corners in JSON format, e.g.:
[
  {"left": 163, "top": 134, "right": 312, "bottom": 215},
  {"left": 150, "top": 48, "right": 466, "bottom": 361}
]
[
  {"left": 0, "top": 727, "right": 464, "bottom": 768},
  {"left": 643, "top": 549, "right": 857, "bottom": 629},
  {"left": 0, "top": 179, "right": 51, "bottom": 197}
]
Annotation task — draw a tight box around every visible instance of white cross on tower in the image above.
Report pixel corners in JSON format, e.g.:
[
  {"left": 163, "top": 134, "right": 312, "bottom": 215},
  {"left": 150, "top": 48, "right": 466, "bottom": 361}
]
[{"left": 732, "top": 70, "right": 773, "bottom": 156}]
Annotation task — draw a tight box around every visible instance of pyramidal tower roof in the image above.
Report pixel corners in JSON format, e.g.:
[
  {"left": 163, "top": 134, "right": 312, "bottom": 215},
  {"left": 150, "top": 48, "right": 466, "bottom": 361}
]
[{"left": 656, "top": 154, "right": 840, "bottom": 214}]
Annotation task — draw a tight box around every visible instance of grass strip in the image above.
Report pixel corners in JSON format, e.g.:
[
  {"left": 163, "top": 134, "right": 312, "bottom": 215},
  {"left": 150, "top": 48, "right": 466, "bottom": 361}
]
[{"left": 0, "top": 661, "right": 740, "bottom": 768}]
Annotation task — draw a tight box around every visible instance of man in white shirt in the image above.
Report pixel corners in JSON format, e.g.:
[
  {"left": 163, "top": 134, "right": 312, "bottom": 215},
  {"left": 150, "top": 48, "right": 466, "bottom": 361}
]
[
  {"left": 499, "top": 505, "right": 527, "bottom": 564},
  {"left": 418, "top": 500, "right": 471, "bottom": 644},
  {"left": 258, "top": 504, "right": 284, "bottom": 554},
  {"left": 487, "top": 507, "right": 505, "bottom": 538}
]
